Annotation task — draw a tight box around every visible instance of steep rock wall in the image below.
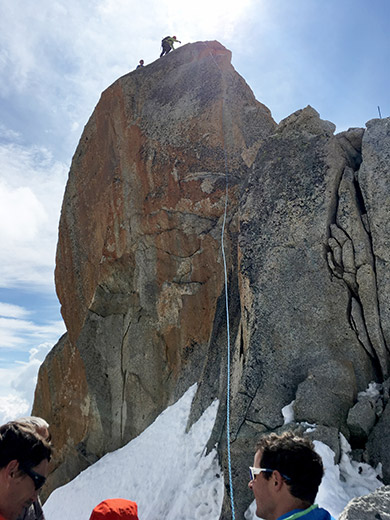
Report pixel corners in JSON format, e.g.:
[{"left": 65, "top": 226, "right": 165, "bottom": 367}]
[
  {"left": 33, "top": 41, "right": 390, "bottom": 517},
  {"left": 189, "top": 108, "right": 390, "bottom": 517},
  {"left": 34, "top": 41, "right": 276, "bottom": 498}
]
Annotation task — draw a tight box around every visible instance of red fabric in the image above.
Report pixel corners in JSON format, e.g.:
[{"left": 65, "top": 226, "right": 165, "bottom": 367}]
[{"left": 89, "top": 499, "right": 138, "bottom": 520}]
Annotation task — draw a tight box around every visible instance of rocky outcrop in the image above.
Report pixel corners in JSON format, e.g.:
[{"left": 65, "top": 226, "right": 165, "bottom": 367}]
[
  {"left": 294, "top": 361, "right": 357, "bottom": 436},
  {"left": 367, "top": 400, "right": 390, "bottom": 484},
  {"left": 235, "top": 109, "right": 374, "bottom": 434},
  {"left": 347, "top": 399, "right": 376, "bottom": 444},
  {"left": 197, "top": 108, "right": 389, "bottom": 518},
  {"left": 339, "top": 485, "right": 390, "bottom": 520},
  {"left": 33, "top": 41, "right": 390, "bottom": 517},
  {"left": 359, "top": 120, "right": 390, "bottom": 357},
  {"left": 32, "top": 334, "right": 95, "bottom": 497},
  {"left": 33, "top": 41, "right": 276, "bottom": 499}
]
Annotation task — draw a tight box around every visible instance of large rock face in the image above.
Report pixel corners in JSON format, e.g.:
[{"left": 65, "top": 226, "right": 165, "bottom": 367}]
[
  {"left": 190, "top": 109, "right": 390, "bottom": 517},
  {"left": 33, "top": 41, "right": 390, "bottom": 517},
  {"left": 34, "top": 41, "right": 276, "bottom": 499}
]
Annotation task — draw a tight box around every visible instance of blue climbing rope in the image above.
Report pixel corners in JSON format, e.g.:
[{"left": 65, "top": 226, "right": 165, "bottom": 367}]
[
  {"left": 221, "top": 148, "right": 235, "bottom": 520},
  {"left": 201, "top": 42, "right": 236, "bottom": 520}
]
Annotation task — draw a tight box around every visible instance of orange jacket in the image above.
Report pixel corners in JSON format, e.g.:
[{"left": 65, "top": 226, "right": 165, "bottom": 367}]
[{"left": 89, "top": 499, "right": 138, "bottom": 520}]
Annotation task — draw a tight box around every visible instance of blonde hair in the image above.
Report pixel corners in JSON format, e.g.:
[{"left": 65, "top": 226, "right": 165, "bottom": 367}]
[{"left": 17, "top": 416, "right": 49, "bottom": 429}]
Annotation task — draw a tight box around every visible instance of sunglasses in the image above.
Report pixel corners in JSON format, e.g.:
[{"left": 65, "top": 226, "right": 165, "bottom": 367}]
[
  {"left": 20, "top": 466, "right": 47, "bottom": 490},
  {"left": 249, "top": 466, "right": 291, "bottom": 482}
]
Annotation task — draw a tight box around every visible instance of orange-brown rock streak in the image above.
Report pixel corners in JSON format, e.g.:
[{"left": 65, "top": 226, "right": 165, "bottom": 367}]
[{"left": 35, "top": 40, "right": 276, "bottom": 496}]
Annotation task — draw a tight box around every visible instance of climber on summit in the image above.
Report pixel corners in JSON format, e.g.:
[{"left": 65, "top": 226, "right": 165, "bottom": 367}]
[
  {"left": 160, "top": 36, "right": 181, "bottom": 57},
  {"left": 136, "top": 59, "right": 144, "bottom": 69}
]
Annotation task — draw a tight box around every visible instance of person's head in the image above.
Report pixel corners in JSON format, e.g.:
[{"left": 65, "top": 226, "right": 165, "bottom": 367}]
[
  {"left": 0, "top": 422, "right": 52, "bottom": 520},
  {"left": 248, "top": 431, "right": 324, "bottom": 520},
  {"left": 139, "top": 60, "right": 144, "bottom": 65},
  {"left": 89, "top": 499, "right": 138, "bottom": 520},
  {"left": 17, "top": 416, "right": 50, "bottom": 442}
]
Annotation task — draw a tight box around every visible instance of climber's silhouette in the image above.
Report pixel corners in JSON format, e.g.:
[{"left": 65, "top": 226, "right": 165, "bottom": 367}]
[{"left": 160, "top": 36, "right": 181, "bottom": 57}]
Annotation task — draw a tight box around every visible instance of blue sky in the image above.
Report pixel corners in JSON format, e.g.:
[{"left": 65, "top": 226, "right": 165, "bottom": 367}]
[{"left": 0, "top": 0, "right": 389, "bottom": 422}]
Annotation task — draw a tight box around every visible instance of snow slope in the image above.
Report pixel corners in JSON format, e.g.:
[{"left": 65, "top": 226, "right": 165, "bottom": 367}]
[
  {"left": 44, "top": 386, "right": 223, "bottom": 520},
  {"left": 44, "top": 385, "right": 382, "bottom": 520}
]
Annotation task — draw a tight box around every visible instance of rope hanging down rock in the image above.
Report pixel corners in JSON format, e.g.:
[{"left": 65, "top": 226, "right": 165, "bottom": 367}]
[{"left": 201, "top": 42, "right": 236, "bottom": 520}]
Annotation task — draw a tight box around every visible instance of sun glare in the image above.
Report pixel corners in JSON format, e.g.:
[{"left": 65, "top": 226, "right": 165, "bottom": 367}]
[{"left": 170, "top": 0, "right": 257, "bottom": 42}]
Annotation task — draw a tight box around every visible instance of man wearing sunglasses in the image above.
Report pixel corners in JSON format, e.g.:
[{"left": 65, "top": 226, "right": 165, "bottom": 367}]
[
  {"left": 248, "top": 431, "right": 335, "bottom": 520},
  {"left": 16, "top": 417, "right": 51, "bottom": 520},
  {"left": 0, "top": 422, "right": 51, "bottom": 520}
]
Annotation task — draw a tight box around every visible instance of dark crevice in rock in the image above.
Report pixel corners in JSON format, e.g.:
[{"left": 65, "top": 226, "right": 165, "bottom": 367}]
[
  {"left": 154, "top": 246, "right": 202, "bottom": 259},
  {"left": 353, "top": 168, "right": 389, "bottom": 372},
  {"left": 126, "top": 371, "right": 156, "bottom": 403},
  {"left": 233, "top": 385, "right": 263, "bottom": 441},
  {"left": 242, "top": 419, "right": 268, "bottom": 428},
  {"left": 178, "top": 170, "right": 228, "bottom": 181},
  {"left": 326, "top": 221, "right": 355, "bottom": 281},
  {"left": 89, "top": 308, "right": 105, "bottom": 317},
  {"left": 148, "top": 208, "right": 218, "bottom": 221},
  {"left": 172, "top": 280, "right": 204, "bottom": 287},
  {"left": 348, "top": 295, "right": 377, "bottom": 362},
  {"left": 328, "top": 140, "right": 389, "bottom": 379},
  {"left": 120, "top": 317, "right": 133, "bottom": 441},
  {"left": 353, "top": 175, "right": 367, "bottom": 216},
  {"left": 239, "top": 323, "right": 244, "bottom": 359},
  {"left": 237, "top": 389, "right": 257, "bottom": 400},
  {"left": 89, "top": 285, "right": 134, "bottom": 317},
  {"left": 75, "top": 441, "right": 100, "bottom": 465},
  {"left": 336, "top": 128, "right": 364, "bottom": 171},
  {"left": 326, "top": 154, "right": 388, "bottom": 378},
  {"left": 146, "top": 207, "right": 219, "bottom": 222}
]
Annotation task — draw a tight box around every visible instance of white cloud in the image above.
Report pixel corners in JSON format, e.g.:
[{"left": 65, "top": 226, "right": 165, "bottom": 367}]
[
  {"left": 0, "top": 393, "right": 29, "bottom": 423},
  {"left": 0, "top": 302, "right": 30, "bottom": 319},
  {"left": 11, "top": 342, "right": 53, "bottom": 400},
  {"left": 0, "top": 318, "right": 27, "bottom": 348},
  {"left": 0, "top": 1, "right": 82, "bottom": 94},
  {"left": 0, "top": 184, "right": 47, "bottom": 241},
  {"left": 0, "top": 123, "right": 21, "bottom": 142},
  {"left": 0, "top": 341, "right": 54, "bottom": 423},
  {"left": 0, "top": 315, "right": 65, "bottom": 349},
  {"left": 0, "top": 0, "right": 260, "bottom": 135},
  {"left": 0, "top": 141, "right": 67, "bottom": 289}
]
